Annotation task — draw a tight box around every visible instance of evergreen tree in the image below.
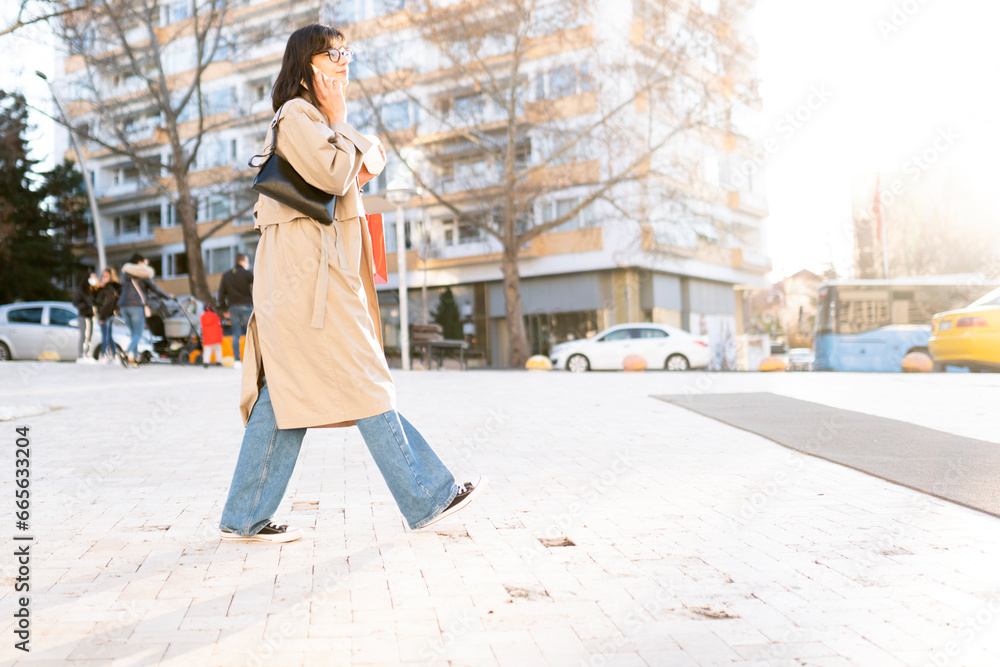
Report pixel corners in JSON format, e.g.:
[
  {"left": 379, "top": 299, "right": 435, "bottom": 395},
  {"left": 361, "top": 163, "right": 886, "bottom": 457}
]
[
  {"left": 0, "top": 91, "right": 82, "bottom": 302},
  {"left": 432, "top": 286, "right": 463, "bottom": 340}
]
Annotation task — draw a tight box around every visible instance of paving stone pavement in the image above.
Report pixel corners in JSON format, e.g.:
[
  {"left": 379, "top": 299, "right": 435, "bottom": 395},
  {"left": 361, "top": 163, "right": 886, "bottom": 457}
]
[{"left": 1, "top": 363, "right": 999, "bottom": 666}]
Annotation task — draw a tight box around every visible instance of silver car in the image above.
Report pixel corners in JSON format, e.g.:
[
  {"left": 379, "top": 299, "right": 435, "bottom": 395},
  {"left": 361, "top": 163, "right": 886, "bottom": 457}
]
[{"left": 0, "top": 301, "right": 152, "bottom": 361}]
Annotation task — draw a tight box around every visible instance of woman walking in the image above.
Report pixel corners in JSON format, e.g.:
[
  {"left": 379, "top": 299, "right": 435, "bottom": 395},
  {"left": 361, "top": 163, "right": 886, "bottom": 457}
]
[
  {"left": 219, "top": 24, "right": 485, "bottom": 543},
  {"left": 94, "top": 268, "right": 122, "bottom": 362},
  {"left": 118, "top": 254, "right": 172, "bottom": 367},
  {"left": 72, "top": 273, "right": 98, "bottom": 362}
]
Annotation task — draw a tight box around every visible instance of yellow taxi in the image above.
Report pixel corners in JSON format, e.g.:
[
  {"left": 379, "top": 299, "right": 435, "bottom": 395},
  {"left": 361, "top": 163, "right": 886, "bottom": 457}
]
[{"left": 929, "top": 287, "right": 1000, "bottom": 371}]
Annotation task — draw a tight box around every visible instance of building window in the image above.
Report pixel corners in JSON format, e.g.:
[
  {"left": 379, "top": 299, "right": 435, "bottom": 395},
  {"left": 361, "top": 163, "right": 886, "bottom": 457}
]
[
  {"left": 166, "top": 252, "right": 189, "bottom": 277},
  {"left": 114, "top": 214, "right": 142, "bottom": 236},
  {"left": 440, "top": 218, "right": 482, "bottom": 246},
  {"left": 112, "top": 165, "right": 141, "bottom": 186},
  {"left": 448, "top": 94, "right": 485, "bottom": 123},
  {"left": 702, "top": 153, "right": 720, "bottom": 187},
  {"left": 327, "top": 0, "right": 405, "bottom": 25},
  {"left": 205, "top": 246, "right": 233, "bottom": 274},
  {"left": 200, "top": 194, "right": 233, "bottom": 221},
  {"left": 536, "top": 63, "right": 591, "bottom": 100},
  {"left": 205, "top": 87, "right": 235, "bottom": 115},
  {"left": 541, "top": 197, "right": 594, "bottom": 232},
  {"left": 163, "top": 0, "right": 191, "bottom": 25},
  {"left": 380, "top": 100, "right": 417, "bottom": 131},
  {"left": 250, "top": 79, "right": 271, "bottom": 103},
  {"left": 197, "top": 139, "right": 237, "bottom": 170},
  {"left": 210, "top": 38, "right": 232, "bottom": 63}
]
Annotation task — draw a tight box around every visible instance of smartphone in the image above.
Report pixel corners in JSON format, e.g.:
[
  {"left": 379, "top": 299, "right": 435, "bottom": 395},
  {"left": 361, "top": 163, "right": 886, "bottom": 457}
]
[{"left": 311, "top": 63, "right": 348, "bottom": 87}]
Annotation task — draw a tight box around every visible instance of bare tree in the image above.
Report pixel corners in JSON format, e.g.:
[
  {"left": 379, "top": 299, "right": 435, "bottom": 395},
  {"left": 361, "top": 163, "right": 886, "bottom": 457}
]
[
  {"left": 48, "top": 0, "right": 295, "bottom": 303},
  {"left": 1, "top": 0, "right": 86, "bottom": 37},
  {"left": 352, "top": 0, "right": 757, "bottom": 366}
]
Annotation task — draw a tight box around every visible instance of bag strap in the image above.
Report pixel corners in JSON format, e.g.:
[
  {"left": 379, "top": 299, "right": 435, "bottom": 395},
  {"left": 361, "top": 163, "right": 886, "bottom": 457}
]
[
  {"left": 248, "top": 103, "right": 289, "bottom": 168},
  {"left": 131, "top": 278, "right": 148, "bottom": 307}
]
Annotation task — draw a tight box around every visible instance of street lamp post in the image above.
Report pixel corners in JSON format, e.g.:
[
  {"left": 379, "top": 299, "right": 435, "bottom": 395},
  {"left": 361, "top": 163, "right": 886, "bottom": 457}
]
[
  {"left": 37, "top": 71, "right": 107, "bottom": 272},
  {"left": 385, "top": 188, "right": 414, "bottom": 370}
]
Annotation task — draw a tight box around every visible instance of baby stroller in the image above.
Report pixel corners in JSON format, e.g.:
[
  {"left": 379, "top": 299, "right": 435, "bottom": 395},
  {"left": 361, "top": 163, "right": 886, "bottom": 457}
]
[{"left": 143, "top": 296, "right": 203, "bottom": 364}]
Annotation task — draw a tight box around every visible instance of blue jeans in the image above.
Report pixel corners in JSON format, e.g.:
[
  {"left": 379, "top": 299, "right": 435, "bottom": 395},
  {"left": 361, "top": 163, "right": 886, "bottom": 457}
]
[
  {"left": 220, "top": 379, "right": 458, "bottom": 534},
  {"left": 228, "top": 305, "right": 252, "bottom": 361},
  {"left": 121, "top": 306, "right": 145, "bottom": 358},
  {"left": 99, "top": 317, "right": 115, "bottom": 357}
]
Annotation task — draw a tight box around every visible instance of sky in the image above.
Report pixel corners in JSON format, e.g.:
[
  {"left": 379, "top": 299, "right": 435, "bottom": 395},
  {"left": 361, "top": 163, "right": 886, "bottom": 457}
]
[
  {"left": 0, "top": 1, "right": 56, "bottom": 152},
  {"left": 751, "top": 0, "right": 1000, "bottom": 280},
  {"left": 3, "top": 0, "right": 1000, "bottom": 283}
]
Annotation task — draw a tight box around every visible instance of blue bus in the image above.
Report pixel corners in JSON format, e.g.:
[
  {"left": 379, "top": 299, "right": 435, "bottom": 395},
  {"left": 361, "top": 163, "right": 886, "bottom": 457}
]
[{"left": 814, "top": 277, "right": 1000, "bottom": 372}]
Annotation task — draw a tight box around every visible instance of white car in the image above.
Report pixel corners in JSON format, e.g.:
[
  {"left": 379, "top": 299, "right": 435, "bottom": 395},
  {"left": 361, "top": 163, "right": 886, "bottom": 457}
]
[
  {"left": 0, "top": 301, "right": 152, "bottom": 362},
  {"left": 549, "top": 323, "right": 710, "bottom": 372},
  {"left": 783, "top": 347, "right": 815, "bottom": 371}
]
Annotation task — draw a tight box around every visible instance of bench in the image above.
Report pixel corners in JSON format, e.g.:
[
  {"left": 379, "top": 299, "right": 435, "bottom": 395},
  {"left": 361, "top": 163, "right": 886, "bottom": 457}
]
[{"left": 412, "top": 339, "right": 469, "bottom": 370}]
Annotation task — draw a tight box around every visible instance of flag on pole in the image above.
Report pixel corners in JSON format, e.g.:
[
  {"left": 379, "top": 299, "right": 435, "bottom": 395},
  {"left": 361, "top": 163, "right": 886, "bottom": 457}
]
[{"left": 873, "top": 174, "right": 882, "bottom": 243}]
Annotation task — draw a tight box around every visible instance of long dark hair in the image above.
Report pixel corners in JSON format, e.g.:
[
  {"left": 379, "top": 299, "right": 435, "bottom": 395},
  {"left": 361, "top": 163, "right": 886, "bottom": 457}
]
[{"left": 272, "top": 24, "right": 345, "bottom": 112}]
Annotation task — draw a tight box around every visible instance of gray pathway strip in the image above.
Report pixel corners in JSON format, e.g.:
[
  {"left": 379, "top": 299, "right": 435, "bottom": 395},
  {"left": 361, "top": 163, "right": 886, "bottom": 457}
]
[{"left": 654, "top": 391, "right": 1000, "bottom": 518}]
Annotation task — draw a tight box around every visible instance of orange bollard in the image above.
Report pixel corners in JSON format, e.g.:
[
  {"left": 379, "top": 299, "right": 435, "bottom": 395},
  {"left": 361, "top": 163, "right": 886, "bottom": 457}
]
[{"left": 622, "top": 355, "right": 647, "bottom": 372}]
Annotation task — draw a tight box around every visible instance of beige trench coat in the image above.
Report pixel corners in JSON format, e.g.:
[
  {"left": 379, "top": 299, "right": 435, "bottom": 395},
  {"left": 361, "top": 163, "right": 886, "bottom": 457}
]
[{"left": 239, "top": 96, "right": 395, "bottom": 429}]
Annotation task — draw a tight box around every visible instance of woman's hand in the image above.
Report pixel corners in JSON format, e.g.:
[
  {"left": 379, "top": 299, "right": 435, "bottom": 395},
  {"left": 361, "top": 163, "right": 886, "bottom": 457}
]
[{"left": 312, "top": 69, "right": 347, "bottom": 124}]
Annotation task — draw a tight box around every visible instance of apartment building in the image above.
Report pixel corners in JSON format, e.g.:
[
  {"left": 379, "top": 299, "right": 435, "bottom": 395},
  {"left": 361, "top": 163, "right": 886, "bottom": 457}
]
[{"left": 57, "top": 0, "right": 770, "bottom": 368}]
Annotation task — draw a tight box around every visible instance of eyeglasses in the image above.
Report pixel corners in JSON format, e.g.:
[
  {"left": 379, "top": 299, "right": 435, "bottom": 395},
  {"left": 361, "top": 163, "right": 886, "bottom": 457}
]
[{"left": 315, "top": 47, "right": 353, "bottom": 64}]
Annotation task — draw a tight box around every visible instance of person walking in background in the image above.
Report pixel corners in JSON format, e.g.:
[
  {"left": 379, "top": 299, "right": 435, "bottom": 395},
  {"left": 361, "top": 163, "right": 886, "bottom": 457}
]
[
  {"left": 200, "top": 304, "right": 224, "bottom": 368},
  {"left": 94, "top": 268, "right": 122, "bottom": 363},
  {"left": 218, "top": 252, "right": 254, "bottom": 369},
  {"left": 218, "top": 24, "right": 485, "bottom": 544},
  {"left": 119, "top": 253, "right": 172, "bottom": 367},
  {"left": 72, "top": 273, "right": 98, "bottom": 363}
]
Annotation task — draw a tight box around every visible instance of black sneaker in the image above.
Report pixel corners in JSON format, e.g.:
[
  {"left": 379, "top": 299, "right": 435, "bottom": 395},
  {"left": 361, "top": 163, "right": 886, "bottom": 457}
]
[
  {"left": 416, "top": 475, "right": 487, "bottom": 530},
  {"left": 220, "top": 522, "right": 302, "bottom": 543}
]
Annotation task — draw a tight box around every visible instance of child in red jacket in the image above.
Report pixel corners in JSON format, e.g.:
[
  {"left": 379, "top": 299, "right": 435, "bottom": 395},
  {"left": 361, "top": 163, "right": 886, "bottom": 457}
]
[{"left": 200, "top": 305, "right": 224, "bottom": 368}]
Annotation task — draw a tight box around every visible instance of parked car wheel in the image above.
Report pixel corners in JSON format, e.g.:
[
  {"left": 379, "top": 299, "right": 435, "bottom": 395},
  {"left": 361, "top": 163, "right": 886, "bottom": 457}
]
[
  {"left": 567, "top": 353, "right": 590, "bottom": 373},
  {"left": 0, "top": 342, "right": 10, "bottom": 361},
  {"left": 665, "top": 353, "right": 690, "bottom": 371}
]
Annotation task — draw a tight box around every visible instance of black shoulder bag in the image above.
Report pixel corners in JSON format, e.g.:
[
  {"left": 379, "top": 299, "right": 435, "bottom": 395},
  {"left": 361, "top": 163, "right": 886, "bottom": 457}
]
[{"left": 248, "top": 104, "right": 337, "bottom": 225}]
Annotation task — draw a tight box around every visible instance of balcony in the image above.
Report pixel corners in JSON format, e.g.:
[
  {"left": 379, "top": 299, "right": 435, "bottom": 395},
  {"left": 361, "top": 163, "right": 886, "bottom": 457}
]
[
  {"left": 101, "top": 177, "right": 155, "bottom": 199},
  {"left": 104, "top": 229, "right": 156, "bottom": 247}
]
